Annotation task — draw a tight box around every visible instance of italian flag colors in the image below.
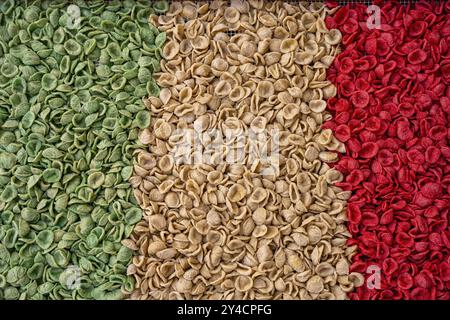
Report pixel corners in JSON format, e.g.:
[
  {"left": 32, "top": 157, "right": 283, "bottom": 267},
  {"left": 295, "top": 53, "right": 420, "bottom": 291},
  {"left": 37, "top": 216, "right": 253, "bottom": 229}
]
[{"left": 0, "top": 0, "right": 448, "bottom": 301}]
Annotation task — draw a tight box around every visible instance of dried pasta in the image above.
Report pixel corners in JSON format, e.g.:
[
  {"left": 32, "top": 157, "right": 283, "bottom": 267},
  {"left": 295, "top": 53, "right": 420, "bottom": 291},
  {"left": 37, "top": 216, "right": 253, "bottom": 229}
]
[{"left": 128, "top": 0, "right": 363, "bottom": 300}]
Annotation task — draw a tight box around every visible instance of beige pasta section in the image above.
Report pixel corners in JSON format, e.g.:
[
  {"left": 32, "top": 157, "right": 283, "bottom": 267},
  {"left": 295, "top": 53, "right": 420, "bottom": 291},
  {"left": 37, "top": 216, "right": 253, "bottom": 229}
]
[{"left": 126, "top": 1, "right": 364, "bottom": 299}]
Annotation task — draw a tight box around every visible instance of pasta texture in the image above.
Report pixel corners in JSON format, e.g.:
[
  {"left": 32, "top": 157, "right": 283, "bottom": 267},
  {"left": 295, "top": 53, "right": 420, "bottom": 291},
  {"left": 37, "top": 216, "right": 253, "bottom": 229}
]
[
  {"left": 128, "top": 0, "right": 363, "bottom": 300},
  {"left": 0, "top": 0, "right": 166, "bottom": 300},
  {"left": 324, "top": 1, "right": 450, "bottom": 300}
]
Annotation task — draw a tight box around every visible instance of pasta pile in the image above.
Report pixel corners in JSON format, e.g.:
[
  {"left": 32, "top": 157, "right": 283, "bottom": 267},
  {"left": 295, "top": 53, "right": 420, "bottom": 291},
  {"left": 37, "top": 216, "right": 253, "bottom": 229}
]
[
  {"left": 2, "top": 0, "right": 445, "bottom": 301},
  {"left": 0, "top": 0, "right": 167, "bottom": 300},
  {"left": 127, "top": 0, "right": 363, "bottom": 300}
]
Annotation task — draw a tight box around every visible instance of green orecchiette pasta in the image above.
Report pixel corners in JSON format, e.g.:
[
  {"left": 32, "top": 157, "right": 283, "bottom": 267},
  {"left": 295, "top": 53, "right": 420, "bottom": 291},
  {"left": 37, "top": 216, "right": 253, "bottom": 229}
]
[
  {"left": 41, "top": 73, "right": 58, "bottom": 91},
  {"left": 0, "top": 0, "right": 167, "bottom": 300}
]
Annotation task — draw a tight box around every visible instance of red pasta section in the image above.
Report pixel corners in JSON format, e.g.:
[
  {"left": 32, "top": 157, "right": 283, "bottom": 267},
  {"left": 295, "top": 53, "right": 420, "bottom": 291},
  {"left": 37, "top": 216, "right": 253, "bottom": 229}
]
[{"left": 324, "top": 1, "right": 450, "bottom": 299}]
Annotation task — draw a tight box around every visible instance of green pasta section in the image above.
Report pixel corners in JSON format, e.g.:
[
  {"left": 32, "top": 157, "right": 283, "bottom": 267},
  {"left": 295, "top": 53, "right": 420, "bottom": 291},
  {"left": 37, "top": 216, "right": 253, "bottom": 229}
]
[{"left": 0, "top": 0, "right": 166, "bottom": 299}]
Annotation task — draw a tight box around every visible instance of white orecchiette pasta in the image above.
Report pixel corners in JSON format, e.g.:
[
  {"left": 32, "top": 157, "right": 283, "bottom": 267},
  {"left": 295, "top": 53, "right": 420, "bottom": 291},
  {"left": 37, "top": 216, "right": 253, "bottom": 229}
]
[{"left": 129, "top": 0, "right": 362, "bottom": 300}]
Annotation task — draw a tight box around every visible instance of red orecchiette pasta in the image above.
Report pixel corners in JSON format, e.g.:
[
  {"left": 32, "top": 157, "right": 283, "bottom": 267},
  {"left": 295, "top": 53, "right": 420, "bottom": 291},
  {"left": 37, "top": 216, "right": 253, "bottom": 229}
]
[{"left": 324, "top": 0, "right": 450, "bottom": 300}]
